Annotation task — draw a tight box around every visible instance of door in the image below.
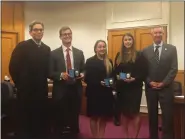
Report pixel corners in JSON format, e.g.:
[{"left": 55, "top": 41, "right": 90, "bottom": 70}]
[
  {"left": 107, "top": 26, "right": 167, "bottom": 63},
  {"left": 1, "top": 31, "right": 18, "bottom": 81}
]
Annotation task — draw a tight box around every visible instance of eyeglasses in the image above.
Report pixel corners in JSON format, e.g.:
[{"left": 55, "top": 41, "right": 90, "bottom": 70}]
[
  {"left": 61, "top": 33, "right": 72, "bottom": 37},
  {"left": 32, "top": 28, "right": 44, "bottom": 32}
]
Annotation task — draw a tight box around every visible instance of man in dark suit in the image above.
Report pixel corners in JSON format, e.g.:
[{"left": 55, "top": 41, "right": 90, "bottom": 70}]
[
  {"left": 9, "top": 21, "right": 51, "bottom": 138},
  {"left": 142, "top": 26, "right": 178, "bottom": 139},
  {"left": 49, "top": 26, "right": 85, "bottom": 137}
]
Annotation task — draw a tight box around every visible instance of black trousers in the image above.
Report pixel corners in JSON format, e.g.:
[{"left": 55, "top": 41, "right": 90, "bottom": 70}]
[
  {"left": 16, "top": 98, "right": 49, "bottom": 138},
  {"left": 54, "top": 88, "right": 81, "bottom": 135},
  {"left": 146, "top": 87, "right": 174, "bottom": 139}
]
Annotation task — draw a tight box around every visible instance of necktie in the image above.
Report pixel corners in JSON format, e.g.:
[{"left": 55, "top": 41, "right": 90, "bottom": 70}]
[
  {"left": 155, "top": 45, "right": 160, "bottom": 64},
  {"left": 66, "top": 48, "right": 72, "bottom": 71}
]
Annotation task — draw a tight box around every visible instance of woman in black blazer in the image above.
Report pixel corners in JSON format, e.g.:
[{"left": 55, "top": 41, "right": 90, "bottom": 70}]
[
  {"left": 84, "top": 40, "right": 114, "bottom": 138},
  {"left": 114, "top": 33, "right": 148, "bottom": 138}
]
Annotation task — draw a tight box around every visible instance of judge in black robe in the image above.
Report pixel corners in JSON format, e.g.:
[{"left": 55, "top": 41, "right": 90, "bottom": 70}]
[{"left": 9, "top": 21, "right": 51, "bottom": 138}]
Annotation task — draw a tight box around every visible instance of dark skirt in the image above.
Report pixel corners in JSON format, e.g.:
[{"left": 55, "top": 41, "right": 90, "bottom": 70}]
[
  {"left": 86, "top": 88, "right": 114, "bottom": 117},
  {"left": 118, "top": 87, "right": 142, "bottom": 115}
]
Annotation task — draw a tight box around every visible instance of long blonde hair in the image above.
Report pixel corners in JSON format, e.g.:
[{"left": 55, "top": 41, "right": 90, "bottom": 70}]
[
  {"left": 116, "top": 33, "right": 136, "bottom": 65},
  {"left": 94, "top": 40, "right": 112, "bottom": 75}
]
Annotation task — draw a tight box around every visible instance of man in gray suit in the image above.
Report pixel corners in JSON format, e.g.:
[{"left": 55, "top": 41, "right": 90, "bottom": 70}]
[
  {"left": 142, "top": 26, "right": 178, "bottom": 139},
  {"left": 49, "top": 26, "right": 85, "bottom": 137}
]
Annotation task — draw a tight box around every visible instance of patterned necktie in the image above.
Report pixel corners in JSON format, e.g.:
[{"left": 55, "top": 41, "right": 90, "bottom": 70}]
[
  {"left": 66, "top": 48, "right": 72, "bottom": 71},
  {"left": 155, "top": 45, "right": 160, "bottom": 64}
]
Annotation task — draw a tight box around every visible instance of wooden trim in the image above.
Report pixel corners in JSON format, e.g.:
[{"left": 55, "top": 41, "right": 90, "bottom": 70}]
[
  {"left": 14, "top": 1, "right": 25, "bottom": 42},
  {"left": 177, "top": 70, "right": 184, "bottom": 74},
  {"left": 20, "top": 2, "right": 25, "bottom": 41},
  {"left": 1, "top": 30, "right": 19, "bottom": 34},
  {"left": 174, "top": 97, "right": 185, "bottom": 104},
  {"left": 1, "top": 30, "right": 19, "bottom": 45},
  {"left": 175, "top": 70, "right": 184, "bottom": 95},
  {"left": 174, "top": 97, "right": 185, "bottom": 139}
]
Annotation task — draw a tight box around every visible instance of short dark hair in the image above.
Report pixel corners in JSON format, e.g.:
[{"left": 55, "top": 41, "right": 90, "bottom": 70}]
[
  {"left": 29, "top": 20, "right": 44, "bottom": 31},
  {"left": 59, "top": 26, "right": 72, "bottom": 36}
]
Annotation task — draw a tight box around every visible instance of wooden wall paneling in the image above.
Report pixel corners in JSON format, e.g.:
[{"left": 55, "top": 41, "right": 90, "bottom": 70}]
[
  {"left": 1, "top": 31, "right": 19, "bottom": 81},
  {"left": 1, "top": 1, "right": 24, "bottom": 81},
  {"left": 2, "top": 1, "right": 24, "bottom": 42},
  {"left": 1, "top": 2, "right": 14, "bottom": 31},
  {"left": 13, "top": 2, "right": 25, "bottom": 42},
  {"left": 175, "top": 70, "right": 184, "bottom": 95}
]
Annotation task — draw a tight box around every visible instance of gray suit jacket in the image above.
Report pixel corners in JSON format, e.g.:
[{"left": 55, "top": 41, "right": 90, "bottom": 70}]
[
  {"left": 49, "top": 46, "right": 85, "bottom": 100},
  {"left": 142, "top": 43, "right": 178, "bottom": 88}
]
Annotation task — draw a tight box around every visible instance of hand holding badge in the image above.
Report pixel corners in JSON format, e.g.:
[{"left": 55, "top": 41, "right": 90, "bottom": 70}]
[
  {"left": 68, "top": 69, "right": 83, "bottom": 80},
  {"left": 117, "top": 72, "right": 134, "bottom": 83},
  {"left": 102, "top": 78, "right": 114, "bottom": 87},
  {"left": 126, "top": 73, "right": 131, "bottom": 79},
  {"left": 117, "top": 72, "right": 129, "bottom": 80},
  {"left": 68, "top": 69, "right": 78, "bottom": 78}
]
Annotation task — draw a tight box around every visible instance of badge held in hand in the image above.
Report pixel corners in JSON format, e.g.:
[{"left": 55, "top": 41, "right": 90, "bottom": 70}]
[
  {"left": 119, "top": 72, "right": 131, "bottom": 80},
  {"left": 126, "top": 73, "right": 131, "bottom": 79},
  {"left": 116, "top": 74, "right": 120, "bottom": 80},
  {"left": 119, "top": 72, "right": 126, "bottom": 80},
  {"left": 75, "top": 70, "right": 80, "bottom": 77},
  {"left": 68, "top": 69, "right": 80, "bottom": 78},
  {"left": 104, "top": 78, "right": 114, "bottom": 87}
]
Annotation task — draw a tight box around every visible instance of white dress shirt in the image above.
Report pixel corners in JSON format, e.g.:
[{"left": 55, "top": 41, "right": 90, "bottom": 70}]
[
  {"left": 32, "top": 38, "right": 42, "bottom": 47},
  {"left": 61, "top": 44, "right": 74, "bottom": 71},
  {"left": 60, "top": 44, "right": 84, "bottom": 80}
]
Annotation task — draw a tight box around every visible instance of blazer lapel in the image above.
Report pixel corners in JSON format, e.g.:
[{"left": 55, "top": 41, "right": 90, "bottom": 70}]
[
  {"left": 59, "top": 47, "right": 67, "bottom": 71},
  {"left": 148, "top": 45, "right": 155, "bottom": 61},
  {"left": 159, "top": 43, "right": 168, "bottom": 65},
  {"left": 72, "top": 47, "right": 78, "bottom": 69}
]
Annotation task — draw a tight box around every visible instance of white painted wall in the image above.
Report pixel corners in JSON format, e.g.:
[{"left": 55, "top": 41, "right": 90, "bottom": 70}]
[
  {"left": 106, "top": 2, "right": 169, "bottom": 29},
  {"left": 24, "top": 1, "right": 184, "bottom": 113},
  {"left": 169, "top": 2, "right": 184, "bottom": 70},
  {"left": 25, "top": 2, "right": 106, "bottom": 60}
]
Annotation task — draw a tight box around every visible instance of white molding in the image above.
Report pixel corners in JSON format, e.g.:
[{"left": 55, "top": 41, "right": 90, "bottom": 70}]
[
  {"left": 106, "top": 2, "right": 170, "bottom": 30},
  {"left": 111, "top": 2, "right": 163, "bottom": 23}
]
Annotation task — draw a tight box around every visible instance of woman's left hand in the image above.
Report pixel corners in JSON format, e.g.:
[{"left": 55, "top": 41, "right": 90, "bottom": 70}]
[{"left": 124, "top": 77, "right": 135, "bottom": 83}]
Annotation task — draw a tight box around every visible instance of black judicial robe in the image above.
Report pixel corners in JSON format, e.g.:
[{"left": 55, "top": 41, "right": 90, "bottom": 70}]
[{"left": 9, "top": 39, "right": 51, "bottom": 100}]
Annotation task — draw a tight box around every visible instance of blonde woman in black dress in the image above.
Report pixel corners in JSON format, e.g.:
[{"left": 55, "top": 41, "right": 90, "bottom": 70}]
[
  {"left": 114, "top": 33, "right": 148, "bottom": 138},
  {"left": 84, "top": 40, "right": 114, "bottom": 138}
]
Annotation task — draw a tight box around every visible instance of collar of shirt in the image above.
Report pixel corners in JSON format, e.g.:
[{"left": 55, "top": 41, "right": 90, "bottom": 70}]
[
  {"left": 153, "top": 41, "right": 163, "bottom": 48},
  {"left": 62, "top": 44, "right": 73, "bottom": 52},
  {"left": 32, "top": 38, "right": 42, "bottom": 47}
]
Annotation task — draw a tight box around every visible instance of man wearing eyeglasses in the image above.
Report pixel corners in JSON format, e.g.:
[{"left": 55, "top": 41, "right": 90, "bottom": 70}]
[
  {"left": 49, "top": 26, "right": 85, "bottom": 138},
  {"left": 9, "top": 21, "right": 51, "bottom": 139}
]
